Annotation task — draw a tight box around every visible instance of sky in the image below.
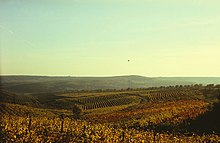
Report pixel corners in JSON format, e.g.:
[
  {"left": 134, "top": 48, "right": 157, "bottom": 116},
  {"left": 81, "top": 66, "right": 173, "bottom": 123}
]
[{"left": 0, "top": 0, "right": 220, "bottom": 77}]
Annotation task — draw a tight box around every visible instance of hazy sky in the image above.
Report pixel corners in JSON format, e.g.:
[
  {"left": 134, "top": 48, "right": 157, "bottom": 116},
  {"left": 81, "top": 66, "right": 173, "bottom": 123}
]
[{"left": 1, "top": 0, "right": 220, "bottom": 76}]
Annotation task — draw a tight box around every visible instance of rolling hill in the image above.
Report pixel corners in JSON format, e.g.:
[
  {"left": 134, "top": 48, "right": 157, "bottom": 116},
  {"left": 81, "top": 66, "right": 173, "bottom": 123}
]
[{"left": 1, "top": 75, "right": 220, "bottom": 93}]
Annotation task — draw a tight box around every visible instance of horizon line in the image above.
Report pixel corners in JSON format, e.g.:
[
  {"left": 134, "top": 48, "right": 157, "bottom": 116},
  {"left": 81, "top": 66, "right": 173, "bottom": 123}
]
[{"left": 1, "top": 74, "right": 220, "bottom": 78}]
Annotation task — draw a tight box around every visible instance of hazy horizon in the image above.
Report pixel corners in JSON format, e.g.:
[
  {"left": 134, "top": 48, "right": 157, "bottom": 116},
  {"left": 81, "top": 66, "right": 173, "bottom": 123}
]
[
  {"left": 1, "top": 74, "right": 220, "bottom": 78},
  {"left": 1, "top": 0, "right": 220, "bottom": 76}
]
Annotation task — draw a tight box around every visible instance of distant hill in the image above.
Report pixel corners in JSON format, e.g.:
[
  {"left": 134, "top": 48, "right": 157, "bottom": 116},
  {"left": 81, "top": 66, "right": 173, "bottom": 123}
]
[
  {"left": 1, "top": 75, "right": 220, "bottom": 93},
  {"left": 156, "top": 77, "right": 220, "bottom": 85}
]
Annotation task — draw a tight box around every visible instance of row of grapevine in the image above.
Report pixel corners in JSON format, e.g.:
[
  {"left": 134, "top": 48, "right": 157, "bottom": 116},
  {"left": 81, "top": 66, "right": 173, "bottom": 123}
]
[
  {"left": 78, "top": 94, "right": 130, "bottom": 104},
  {"left": 86, "top": 100, "right": 208, "bottom": 126},
  {"left": 145, "top": 89, "right": 203, "bottom": 102},
  {"left": 0, "top": 103, "right": 56, "bottom": 117},
  {"left": 1, "top": 114, "right": 219, "bottom": 142},
  {"left": 71, "top": 89, "right": 204, "bottom": 110},
  {"left": 76, "top": 94, "right": 140, "bottom": 110},
  {"left": 0, "top": 90, "right": 40, "bottom": 106},
  {"left": 81, "top": 97, "right": 137, "bottom": 110}
]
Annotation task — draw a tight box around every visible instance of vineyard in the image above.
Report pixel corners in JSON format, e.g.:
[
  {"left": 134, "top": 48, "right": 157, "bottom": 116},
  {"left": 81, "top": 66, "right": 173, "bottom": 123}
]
[
  {"left": 0, "top": 90, "right": 39, "bottom": 106},
  {"left": 56, "top": 88, "right": 204, "bottom": 111},
  {"left": 86, "top": 100, "right": 208, "bottom": 126},
  {"left": 1, "top": 85, "right": 220, "bottom": 142},
  {"left": 77, "top": 94, "right": 140, "bottom": 110},
  {"left": 145, "top": 89, "right": 203, "bottom": 101},
  {"left": 1, "top": 115, "right": 220, "bottom": 143}
]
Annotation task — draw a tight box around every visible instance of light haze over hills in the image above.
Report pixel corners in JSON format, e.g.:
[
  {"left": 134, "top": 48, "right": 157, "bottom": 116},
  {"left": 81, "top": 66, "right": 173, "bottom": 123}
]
[{"left": 1, "top": 75, "right": 220, "bottom": 93}]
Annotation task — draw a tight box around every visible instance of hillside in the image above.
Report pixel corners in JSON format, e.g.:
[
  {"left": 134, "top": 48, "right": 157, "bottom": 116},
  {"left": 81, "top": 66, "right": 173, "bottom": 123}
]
[
  {"left": 1, "top": 83, "right": 220, "bottom": 142},
  {"left": 1, "top": 75, "right": 220, "bottom": 94},
  {"left": 1, "top": 75, "right": 194, "bottom": 93},
  {"left": 157, "top": 77, "right": 220, "bottom": 85}
]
